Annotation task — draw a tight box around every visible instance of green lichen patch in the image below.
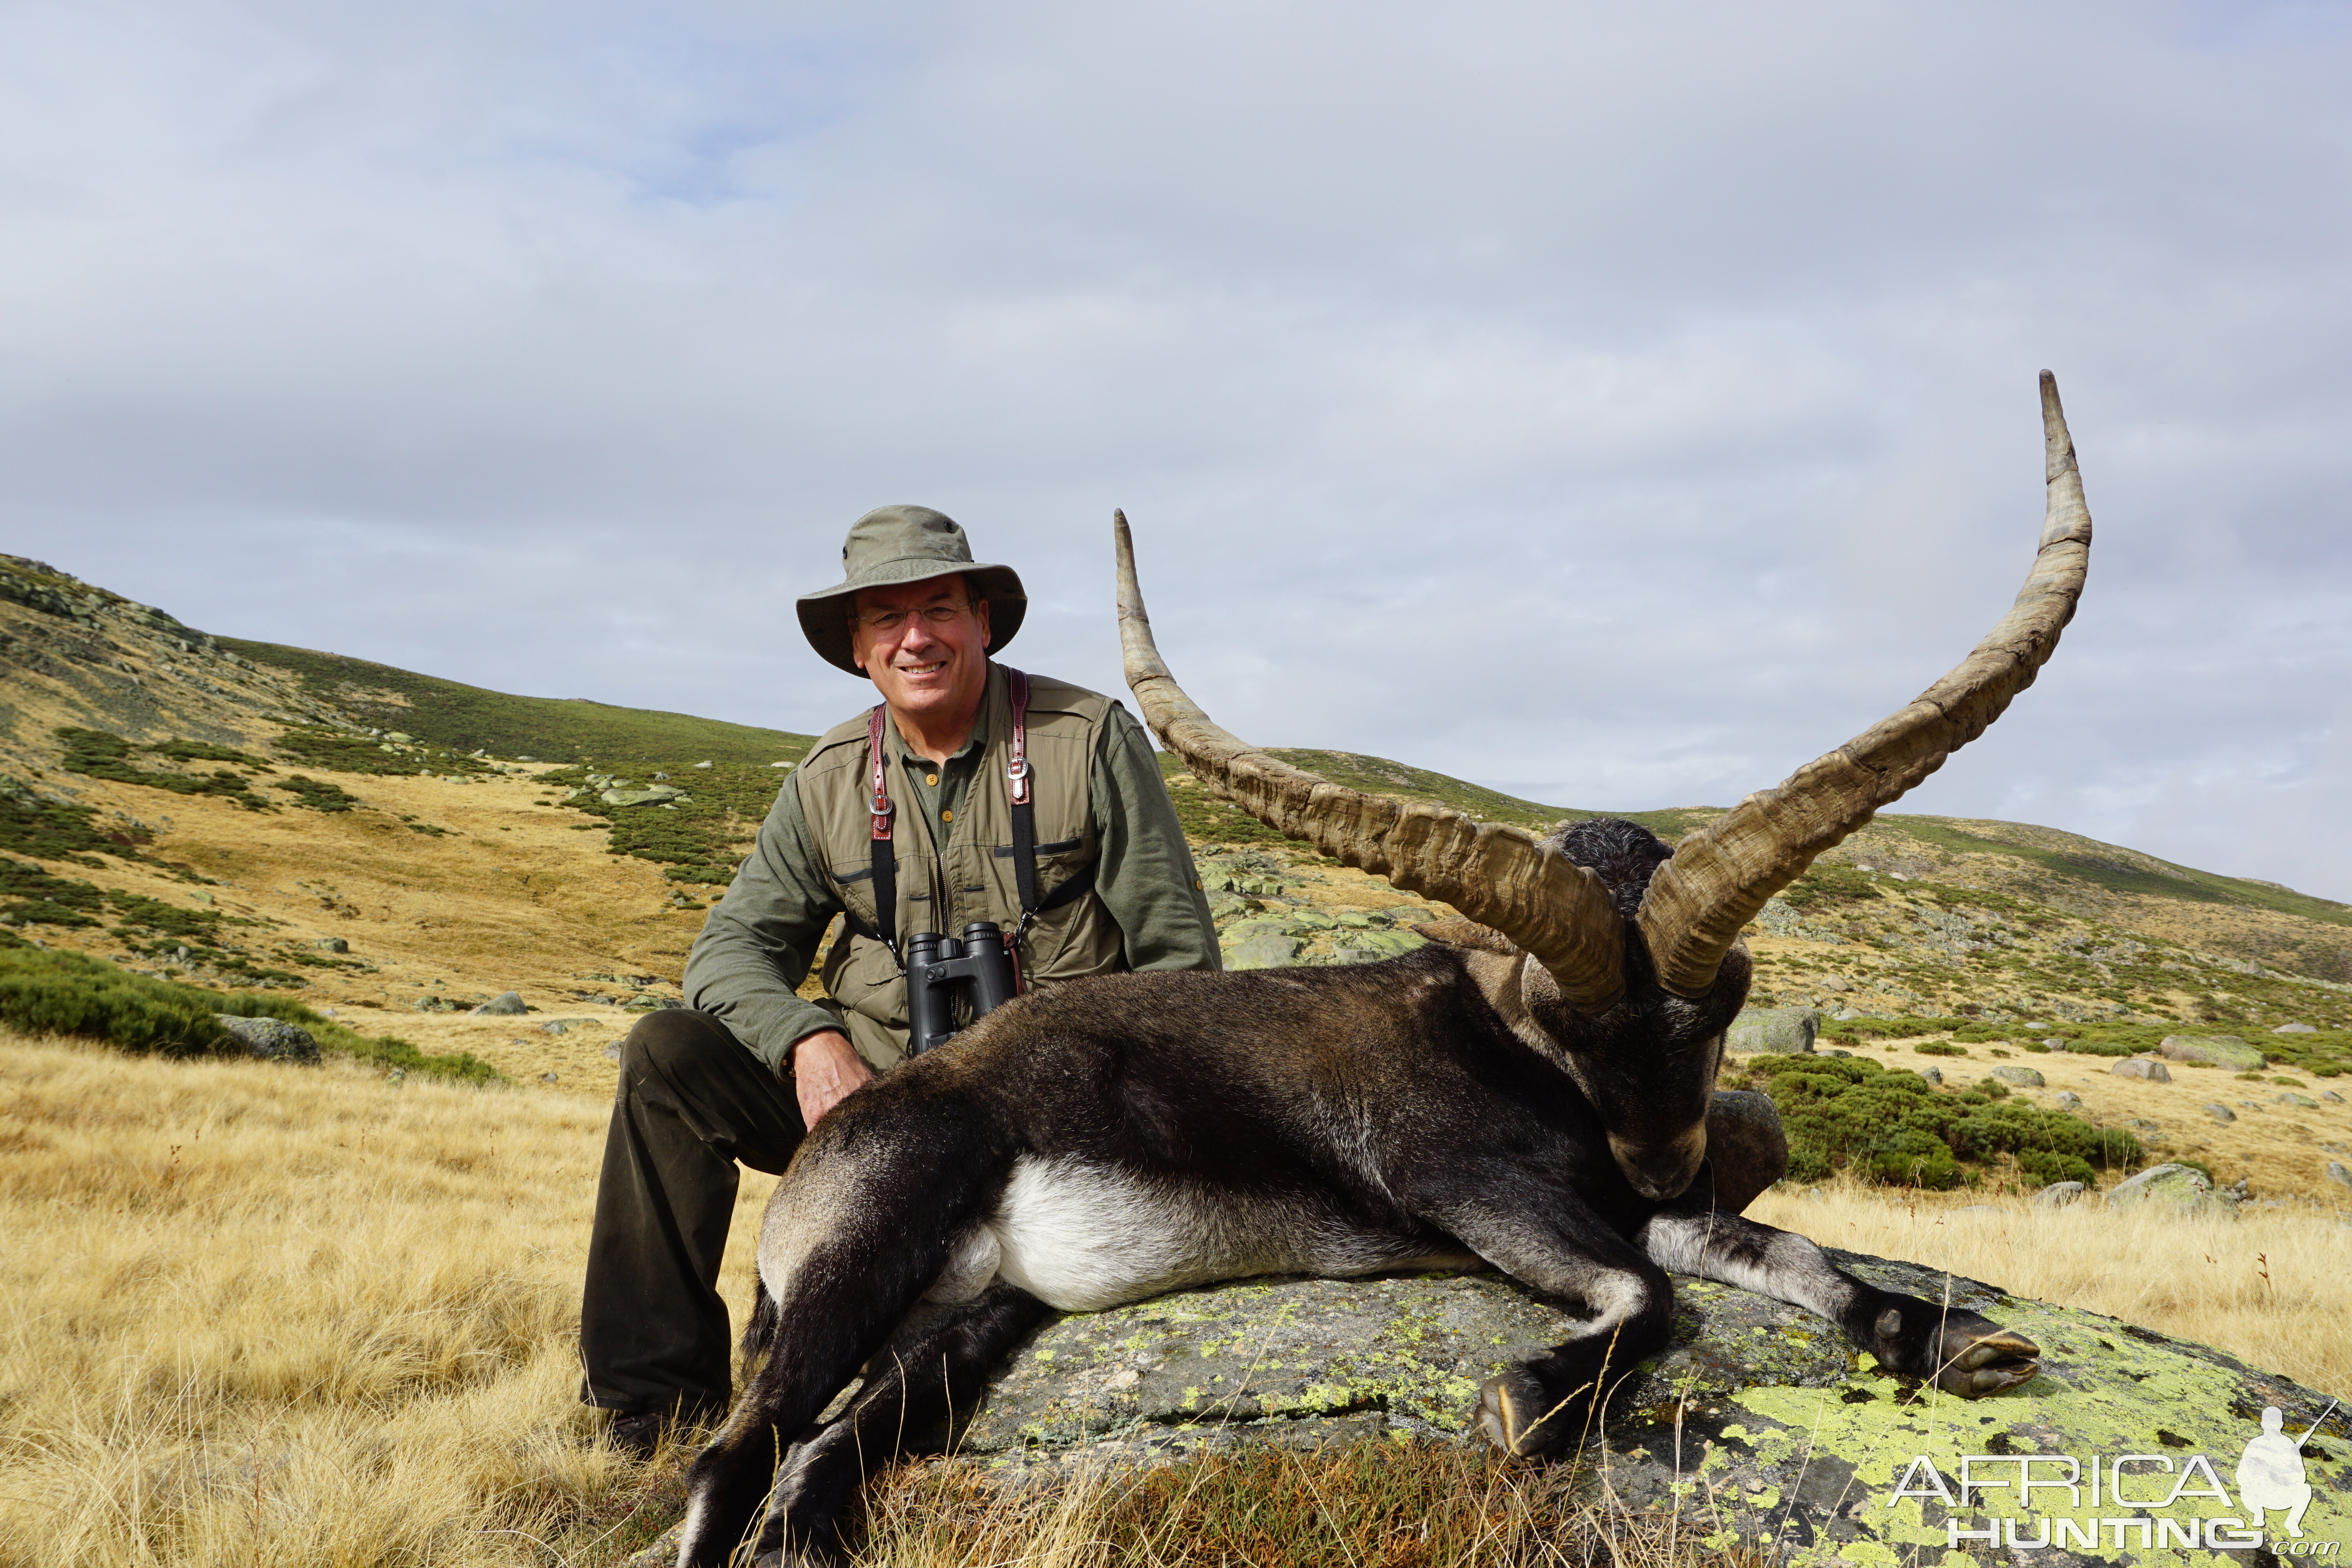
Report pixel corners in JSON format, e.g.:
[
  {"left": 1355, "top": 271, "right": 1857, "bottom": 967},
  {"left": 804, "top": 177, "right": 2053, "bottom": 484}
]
[{"left": 948, "top": 1251, "right": 2347, "bottom": 1564}]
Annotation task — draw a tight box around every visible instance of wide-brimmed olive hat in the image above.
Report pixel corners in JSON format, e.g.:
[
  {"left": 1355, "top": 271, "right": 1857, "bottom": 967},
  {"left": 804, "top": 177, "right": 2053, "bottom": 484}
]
[{"left": 796, "top": 505, "right": 1027, "bottom": 675}]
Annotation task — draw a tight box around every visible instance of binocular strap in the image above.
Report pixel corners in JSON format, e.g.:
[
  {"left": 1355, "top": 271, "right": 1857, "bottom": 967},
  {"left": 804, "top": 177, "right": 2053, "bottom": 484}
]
[{"left": 853, "top": 667, "right": 1098, "bottom": 976}]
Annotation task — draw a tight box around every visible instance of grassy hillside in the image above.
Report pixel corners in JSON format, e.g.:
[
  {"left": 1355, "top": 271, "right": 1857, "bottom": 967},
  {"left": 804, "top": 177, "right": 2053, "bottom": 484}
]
[
  {"left": 7, "top": 567, "right": 2348, "bottom": 1194},
  {"left": 7, "top": 1029, "right": 2345, "bottom": 1568},
  {"left": 214, "top": 638, "right": 815, "bottom": 771}
]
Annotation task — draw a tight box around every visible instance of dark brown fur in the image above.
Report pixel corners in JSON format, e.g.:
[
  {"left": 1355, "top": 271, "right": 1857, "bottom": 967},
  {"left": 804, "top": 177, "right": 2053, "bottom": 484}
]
[{"left": 676, "top": 822, "right": 2039, "bottom": 1567}]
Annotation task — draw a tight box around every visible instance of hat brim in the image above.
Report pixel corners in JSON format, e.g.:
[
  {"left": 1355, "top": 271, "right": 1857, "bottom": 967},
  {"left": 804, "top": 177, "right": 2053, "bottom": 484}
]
[{"left": 797, "top": 561, "right": 1027, "bottom": 675}]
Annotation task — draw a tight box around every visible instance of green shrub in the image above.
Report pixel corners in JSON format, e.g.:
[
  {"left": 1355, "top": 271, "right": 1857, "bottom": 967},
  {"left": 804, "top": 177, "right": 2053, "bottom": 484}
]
[
  {"left": 149, "top": 739, "right": 270, "bottom": 766},
  {"left": 0, "top": 858, "right": 108, "bottom": 927},
  {"left": 0, "top": 948, "right": 228, "bottom": 1056},
  {"left": 0, "top": 947, "right": 502, "bottom": 1082},
  {"left": 1731, "top": 1052, "right": 2141, "bottom": 1192},
  {"left": 1861, "top": 1131, "right": 1962, "bottom": 1189},
  {"left": 275, "top": 775, "right": 362, "bottom": 812},
  {"left": 1914, "top": 1041, "right": 1965, "bottom": 1057},
  {"left": 54, "top": 727, "right": 274, "bottom": 810},
  {"left": 0, "top": 789, "right": 140, "bottom": 865},
  {"left": 1778, "top": 862, "right": 1883, "bottom": 911}
]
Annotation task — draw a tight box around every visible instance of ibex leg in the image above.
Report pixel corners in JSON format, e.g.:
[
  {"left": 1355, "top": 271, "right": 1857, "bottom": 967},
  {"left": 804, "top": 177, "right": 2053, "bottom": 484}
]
[{"left": 1635, "top": 1203, "right": 2038, "bottom": 1397}]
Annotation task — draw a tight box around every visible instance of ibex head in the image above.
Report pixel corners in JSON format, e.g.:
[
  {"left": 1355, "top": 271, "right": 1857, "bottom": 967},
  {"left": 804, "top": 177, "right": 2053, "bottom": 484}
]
[{"left": 1116, "top": 372, "right": 2095, "bottom": 1201}]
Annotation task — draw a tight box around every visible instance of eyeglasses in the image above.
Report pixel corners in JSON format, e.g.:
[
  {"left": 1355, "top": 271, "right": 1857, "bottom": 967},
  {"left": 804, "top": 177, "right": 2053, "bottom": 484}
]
[{"left": 852, "top": 601, "right": 975, "bottom": 635}]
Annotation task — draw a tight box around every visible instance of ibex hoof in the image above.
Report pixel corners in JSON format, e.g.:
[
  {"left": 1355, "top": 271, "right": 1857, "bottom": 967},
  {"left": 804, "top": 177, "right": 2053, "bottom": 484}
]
[
  {"left": 1934, "top": 1322, "right": 2040, "bottom": 1397},
  {"left": 1474, "top": 1370, "right": 1570, "bottom": 1459}
]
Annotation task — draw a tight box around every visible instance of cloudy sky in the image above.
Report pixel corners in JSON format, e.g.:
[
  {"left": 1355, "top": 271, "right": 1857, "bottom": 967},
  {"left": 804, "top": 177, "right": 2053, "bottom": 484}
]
[{"left": 6, "top": 2, "right": 2348, "bottom": 897}]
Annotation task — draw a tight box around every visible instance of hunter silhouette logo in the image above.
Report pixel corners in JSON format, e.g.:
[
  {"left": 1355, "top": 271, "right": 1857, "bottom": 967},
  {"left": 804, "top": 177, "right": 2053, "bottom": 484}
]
[
  {"left": 2241, "top": 1403, "right": 2331, "bottom": 1540},
  {"left": 1887, "top": 1399, "right": 2342, "bottom": 1553}
]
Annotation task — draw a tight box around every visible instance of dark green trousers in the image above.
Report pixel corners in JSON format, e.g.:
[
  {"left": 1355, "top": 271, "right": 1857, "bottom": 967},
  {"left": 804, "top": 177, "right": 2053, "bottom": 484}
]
[{"left": 579, "top": 1008, "right": 806, "bottom": 1417}]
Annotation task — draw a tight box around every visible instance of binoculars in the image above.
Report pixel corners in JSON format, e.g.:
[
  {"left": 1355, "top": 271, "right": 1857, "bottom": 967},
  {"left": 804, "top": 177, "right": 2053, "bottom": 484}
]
[{"left": 905, "top": 922, "right": 1018, "bottom": 1057}]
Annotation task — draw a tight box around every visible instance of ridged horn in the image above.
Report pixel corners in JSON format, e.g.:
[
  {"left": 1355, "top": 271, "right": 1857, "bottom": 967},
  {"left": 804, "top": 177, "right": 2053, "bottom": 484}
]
[
  {"left": 1636, "top": 371, "right": 2095, "bottom": 998},
  {"left": 1115, "top": 510, "right": 1628, "bottom": 1009}
]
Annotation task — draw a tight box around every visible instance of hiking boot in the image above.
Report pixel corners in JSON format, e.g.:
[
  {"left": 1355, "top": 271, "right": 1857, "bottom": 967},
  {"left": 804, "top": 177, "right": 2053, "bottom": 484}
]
[{"left": 606, "top": 1407, "right": 707, "bottom": 1460}]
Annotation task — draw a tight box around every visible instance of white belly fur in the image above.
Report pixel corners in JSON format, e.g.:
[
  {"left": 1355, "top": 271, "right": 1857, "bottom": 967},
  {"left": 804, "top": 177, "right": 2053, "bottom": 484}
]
[{"left": 944, "top": 1154, "right": 1475, "bottom": 1314}]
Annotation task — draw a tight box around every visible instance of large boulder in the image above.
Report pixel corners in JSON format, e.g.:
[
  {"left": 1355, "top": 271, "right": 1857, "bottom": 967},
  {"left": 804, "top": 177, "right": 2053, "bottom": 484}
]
[
  {"left": 628, "top": 1232, "right": 2345, "bottom": 1568},
  {"left": 1726, "top": 1006, "right": 1819, "bottom": 1055},
  {"left": 214, "top": 1014, "right": 319, "bottom": 1062},
  {"left": 2107, "top": 1161, "right": 2235, "bottom": 1215},
  {"left": 2158, "top": 1034, "right": 2266, "bottom": 1071},
  {"left": 943, "top": 1251, "right": 2346, "bottom": 1559}
]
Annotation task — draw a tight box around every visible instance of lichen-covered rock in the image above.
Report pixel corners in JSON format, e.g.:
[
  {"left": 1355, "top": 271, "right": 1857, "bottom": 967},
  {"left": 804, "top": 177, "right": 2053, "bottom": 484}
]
[
  {"left": 2110, "top": 1057, "right": 2171, "bottom": 1082},
  {"left": 945, "top": 1250, "right": 2347, "bottom": 1561},
  {"left": 213, "top": 1013, "right": 319, "bottom": 1062},
  {"left": 1222, "top": 935, "right": 1301, "bottom": 971},
  {"left": 2107, "top": 1161, "right": 2234, "bottom": 1214},
  {"left": 1726, "top": 1006, "right": 1819, "bottom": 1055},
  {"left": 2158, "top": 1033, "right": 2265, "bottom": 1071},
  {"left": 1991, "top": 1065, "right": 2046, "bottom": 1087}
]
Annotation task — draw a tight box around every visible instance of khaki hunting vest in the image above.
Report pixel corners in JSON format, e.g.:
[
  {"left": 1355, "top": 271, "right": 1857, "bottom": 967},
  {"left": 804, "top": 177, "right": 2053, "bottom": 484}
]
[{"left": 797, "top": 664, "right": 1123, "bottom": 1065}]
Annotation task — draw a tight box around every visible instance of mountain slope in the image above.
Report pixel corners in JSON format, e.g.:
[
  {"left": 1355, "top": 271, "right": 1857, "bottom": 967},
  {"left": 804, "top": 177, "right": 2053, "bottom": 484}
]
[{"left": 5, "top": 554, "right": 2350, "bottom": 1196}]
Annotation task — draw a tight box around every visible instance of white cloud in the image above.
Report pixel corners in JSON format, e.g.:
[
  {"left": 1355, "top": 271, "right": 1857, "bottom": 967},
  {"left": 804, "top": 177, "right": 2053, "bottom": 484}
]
[{"left": 4, "top": 0, "right": 2348, "bottom": 895}]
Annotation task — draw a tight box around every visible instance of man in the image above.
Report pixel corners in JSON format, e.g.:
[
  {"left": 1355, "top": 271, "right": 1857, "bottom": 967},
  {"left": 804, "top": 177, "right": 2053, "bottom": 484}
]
[{"left": 579, "top": 504, "right": 1219, "bottom": 1454}]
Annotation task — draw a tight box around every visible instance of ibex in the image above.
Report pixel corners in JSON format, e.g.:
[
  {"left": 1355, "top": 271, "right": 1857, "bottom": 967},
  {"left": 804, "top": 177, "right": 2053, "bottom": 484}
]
[{"left": 677, "top": 374, "right": 2091, "bottom": 1566}]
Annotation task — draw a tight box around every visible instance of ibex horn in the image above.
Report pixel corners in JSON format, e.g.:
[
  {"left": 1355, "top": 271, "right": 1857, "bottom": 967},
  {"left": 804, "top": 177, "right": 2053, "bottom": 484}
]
[
  {"left": 1636, "top": 371, "right": 2095, "bottom": 998},
  {"left": 1115, "top": 510, "right": 1628, "bottom": 1010}
]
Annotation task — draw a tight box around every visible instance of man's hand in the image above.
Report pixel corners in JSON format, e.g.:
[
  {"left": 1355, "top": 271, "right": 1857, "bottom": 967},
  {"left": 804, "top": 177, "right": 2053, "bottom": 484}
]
[{"left": 791, "top": 1029, "right": 873, "bottom": 1129}]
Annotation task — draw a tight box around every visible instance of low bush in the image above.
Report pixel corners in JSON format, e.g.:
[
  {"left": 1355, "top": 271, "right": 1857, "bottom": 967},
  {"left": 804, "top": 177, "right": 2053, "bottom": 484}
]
[
  {"left": 0, "top": 946, "right": 501, "bottom": 1082},
  {"left": 0, "top": 788, "right": 141, "bottom": 865},
  {"left": 275, "top": 773, "right": 363, "bottom": 812},
  {"left": 1779, "top": 861, "right": 1884, "bottom": 910},
  {"left": 0, "top": 946, "right": 228, "bottom": 1055},
  {"left": 54, "top": 726, "right": 274, "bottom": 809},
  {"left": 1730, "top": 1052, "right": 2141, "bottom": 1191}
]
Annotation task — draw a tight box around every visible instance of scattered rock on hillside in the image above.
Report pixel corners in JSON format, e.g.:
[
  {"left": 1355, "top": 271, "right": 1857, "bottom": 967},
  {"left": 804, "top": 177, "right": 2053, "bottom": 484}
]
[
  {"left": 2275, "top": 1022, "right": 2318, "bottom": 1033},
  {"left": 2158, "top": 1033, "right": 2265, "bottom": 1071},
  {"left": 1330, "top": 929, "right": 1427, "bottom": 964},
  {"left": 1990, "top": 1065, "right": 2045, "bottom": 1087},
  {"left": 2327, "top": 1161, "right": 2352, "bottom": 1194},
  {"left": 602, "top": 785, "right": 687, "bottom": 807},
  {"left": 2202, "top": 1103, "right": 2238, "bottom": 1124},
  {"left": 215, "top": 1014, "right": 319, "bottom": 1063},
  {"left": 2053, "top": 1090, "right": 2081, "bottom": 1109},
  {"left": 1726, "top": 1006, "right": 1819, "bottom": 1054},
  {"left": 2032, "top": 1180, "right": 2085, "bottom": 1207},
  {"left": 2107, "top": 1162, "right": 2232, "bottom": 1214},
  {"left": 1224, "top": 934, "right": 1301, "bottom": 971},
  {"left": 2110, "top": 1058, "right": 2171, "bottom": 1082},
  {"left": 469, "top": 991, "right": 528, "bottom": 1015}
]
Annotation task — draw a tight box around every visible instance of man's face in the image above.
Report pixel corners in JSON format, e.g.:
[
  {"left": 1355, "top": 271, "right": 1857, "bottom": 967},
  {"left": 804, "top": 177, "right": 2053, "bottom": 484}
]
[{"left": 850, "top": 574, "right": 993, "bottom": 728}]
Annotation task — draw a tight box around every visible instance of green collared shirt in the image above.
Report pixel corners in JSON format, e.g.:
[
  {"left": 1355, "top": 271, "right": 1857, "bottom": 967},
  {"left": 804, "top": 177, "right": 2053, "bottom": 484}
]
[{"left": 683, "top": 693, "right": 1217, "bottom": 1075}]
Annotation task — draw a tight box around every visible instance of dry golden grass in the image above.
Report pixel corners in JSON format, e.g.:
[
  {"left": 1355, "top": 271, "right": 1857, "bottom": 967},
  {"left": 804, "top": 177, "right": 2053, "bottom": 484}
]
[
  {"left": 16, "top": 762, "right": 710, "bottom": 1019},
  {"left": 9, "top": 1025, "right": 2349, "bottom": 1567},
  {"left": 0, "top": 1028, "right": 775, "bottom": 1568},
  {"left": 851, "top": 1442, "right": 1768, "bottom": 1568},
  {"left": 1748, "top": 1180, "right": 2352, "bottom": 1399}
]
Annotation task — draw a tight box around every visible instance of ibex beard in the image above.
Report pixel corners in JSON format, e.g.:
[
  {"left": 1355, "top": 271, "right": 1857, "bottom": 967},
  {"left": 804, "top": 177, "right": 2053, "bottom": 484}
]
[{"left": 676, "top": 375, "right": 2091, "bottom": 1568}]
